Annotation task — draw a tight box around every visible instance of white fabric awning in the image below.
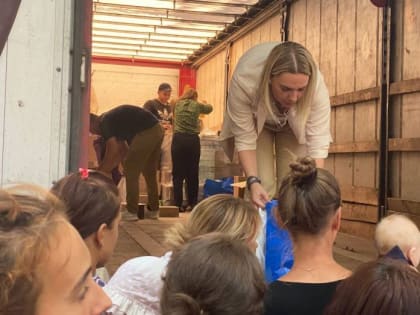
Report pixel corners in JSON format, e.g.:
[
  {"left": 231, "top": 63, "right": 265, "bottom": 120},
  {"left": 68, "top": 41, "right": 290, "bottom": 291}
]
[{"left": 92, "top": 0, "right": 268, "bottom": 62}]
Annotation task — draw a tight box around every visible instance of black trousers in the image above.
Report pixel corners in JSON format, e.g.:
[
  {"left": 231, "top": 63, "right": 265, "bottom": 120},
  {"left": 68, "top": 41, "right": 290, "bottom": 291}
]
[{"left": 171, "top": 132, "right": 200, "bottom": 208}]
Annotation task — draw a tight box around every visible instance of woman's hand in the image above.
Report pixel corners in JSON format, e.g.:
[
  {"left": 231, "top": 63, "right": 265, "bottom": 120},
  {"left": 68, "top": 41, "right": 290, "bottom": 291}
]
[{"left": 250, "top": 182, "right": 270, "bottom": 209}]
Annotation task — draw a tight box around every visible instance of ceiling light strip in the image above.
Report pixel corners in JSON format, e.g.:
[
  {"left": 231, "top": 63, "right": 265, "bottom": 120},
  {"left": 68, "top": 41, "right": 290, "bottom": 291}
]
[{"left": 93, "top": 1, "right": 239, "bottom": 17}]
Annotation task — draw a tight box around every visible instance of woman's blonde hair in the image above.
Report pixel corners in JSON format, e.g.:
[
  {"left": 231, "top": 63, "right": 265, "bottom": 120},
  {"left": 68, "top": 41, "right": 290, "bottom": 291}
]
[
  {"left": 258, "top": 41, "right": 318, "bottom": 132},
  {"left": 0, "top": 185, "right": 68, "bottom": 315},
  {"left": 165, "top": 194, "right": 260, "bottom": 251},
  {"left": 179, "top": 87, "right": 198, "bottom": 101}
]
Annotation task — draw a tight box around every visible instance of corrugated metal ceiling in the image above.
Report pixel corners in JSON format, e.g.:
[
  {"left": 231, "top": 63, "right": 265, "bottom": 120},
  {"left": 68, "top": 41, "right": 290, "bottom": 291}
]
[{"left": 92, "top": 0, "right": 275, "bottom": 63}]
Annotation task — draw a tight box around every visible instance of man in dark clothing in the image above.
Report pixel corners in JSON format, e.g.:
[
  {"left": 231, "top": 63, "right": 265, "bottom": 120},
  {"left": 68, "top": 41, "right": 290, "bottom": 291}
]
[
  {"left": 144, "top": 83, "right": 174, "bottom": 183},
  {"left": 90, "top": 105, "right": 164, "bottom": 220},
  {"left": 143, "top": 82, "right": 173, "bottom": 129}
]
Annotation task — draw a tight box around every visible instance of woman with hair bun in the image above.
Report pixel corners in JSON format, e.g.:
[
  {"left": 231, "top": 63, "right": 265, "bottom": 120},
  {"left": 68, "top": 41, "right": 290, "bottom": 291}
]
[
  {"left": 264, "top": 157, "right": 351, "bottom": 315},
  {"left": 161, "top": 233, "right": 266, "bottom": 315},
  {"left": 0, "top": 185, "right": 111, "bottom": 315}
]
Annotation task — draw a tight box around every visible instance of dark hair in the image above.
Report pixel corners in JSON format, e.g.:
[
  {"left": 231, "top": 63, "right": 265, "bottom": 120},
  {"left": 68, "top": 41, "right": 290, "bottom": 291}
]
[
  {"left": 0, "top": 185, "right": 67, "bottom": 315},
  {"left": 161, "top": 233, "right": 266, "bottom": 315},
  {"left": 277, "top": 157, "right": 341, "bottom": 236},
  {"left": 50, "top": 170, "right": 120, "bottom": 239},
  {"left": 158, "top": 82, "right": 172, "bottom": 92},
  {"left": 324, "top": 257, "right": 420, "bottom": 315}
]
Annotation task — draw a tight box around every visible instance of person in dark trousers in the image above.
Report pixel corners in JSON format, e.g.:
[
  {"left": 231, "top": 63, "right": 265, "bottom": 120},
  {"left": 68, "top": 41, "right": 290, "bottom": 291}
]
[
  {"left": 172, "top": 88, "right": 212, "bottom": 212},
  {"left": 90, "top": 105, "right": 164, "bottom": 220}
]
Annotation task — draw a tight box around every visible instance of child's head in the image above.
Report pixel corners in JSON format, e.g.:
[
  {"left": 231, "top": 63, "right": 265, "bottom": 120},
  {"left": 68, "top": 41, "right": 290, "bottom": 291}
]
[
  {"left": 324, "top": 257, "right": 420, "bottom": 315},
  {"left": 161, "top": 233, "right": 266, "bottom": 315},
  {"left": 165, "top": 194, "right": 260, "bottom": 252},
  {"left": 375, "top": 214, "right": 420, "bottom": 267},
  {"left": 0, "top": 185, "right": 111, "bottom": 315},
  {"left": 50, "top": 170, "right": 121, "bottom": 268},
  {"left": 276, "top": 157, "right": 341, "bottom": 240}
]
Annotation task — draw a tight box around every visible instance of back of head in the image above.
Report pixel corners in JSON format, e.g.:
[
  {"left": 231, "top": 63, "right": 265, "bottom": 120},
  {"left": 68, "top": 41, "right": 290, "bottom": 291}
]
[
  {"left": 277, "top": 157, "right": 341, "bottom": 237},
  {"left": 324, "top": 257, "right": 420, "bottom": 315},
  {"left": 161, "top": 233, "right": 266, "bottom": 315},
  {"left": 165, "top": 194, "right": 260, "bottom": 251},
  {"left": 0, "top": 185, "right": 67, "bottom": 315},
  {"left": 179, "top": 87, "right": 198, "bottom": 101},
  {"left": 375, "top": 214, "right": 420, "bottom": 256},
  {"left": 50, "top": 170, "right": 120, "bottom": 239}
]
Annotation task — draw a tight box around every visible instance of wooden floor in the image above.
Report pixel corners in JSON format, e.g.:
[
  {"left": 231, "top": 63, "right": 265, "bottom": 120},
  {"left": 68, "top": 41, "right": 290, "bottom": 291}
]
[{"left": 106, "top": 213, "right": 377, "bottom": 276}]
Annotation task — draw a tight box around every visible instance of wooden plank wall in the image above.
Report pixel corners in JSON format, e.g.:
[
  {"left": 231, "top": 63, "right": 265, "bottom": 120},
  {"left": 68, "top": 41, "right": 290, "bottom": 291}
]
[
  {"left": 287, "top": 0, "right": 381, "bottom": 239},
  {"left": 196, "top": 50, "right": 225, "bottom": 131},
  {"left": 196, "top": 15, "right": 281, "bottom": 131},
  {"left": 196, "top": 0, "right": 420, "bottom": 239},
  {"left": 387, "top": 0, "right": 420, "bottom": 228}
]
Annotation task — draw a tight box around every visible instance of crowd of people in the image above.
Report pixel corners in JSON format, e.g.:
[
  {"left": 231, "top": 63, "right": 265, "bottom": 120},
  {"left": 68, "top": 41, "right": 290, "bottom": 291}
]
[{"left": 1, "top": 40, "right": 420, "bottom": 315}]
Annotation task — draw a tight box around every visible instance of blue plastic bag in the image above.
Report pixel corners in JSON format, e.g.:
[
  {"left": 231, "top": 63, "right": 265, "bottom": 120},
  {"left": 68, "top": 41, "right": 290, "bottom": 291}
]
[
  {"left": 203, "top": 177, "right": 233, "bottom": 197},
  {"left": 265, "top": 200, "right": 294, "bottom": 283}
]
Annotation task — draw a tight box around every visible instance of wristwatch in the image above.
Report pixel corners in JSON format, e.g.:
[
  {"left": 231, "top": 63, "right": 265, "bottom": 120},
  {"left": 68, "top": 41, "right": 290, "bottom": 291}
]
[{"left": 246, "top": 176, "right": 261, "bottom": 190}]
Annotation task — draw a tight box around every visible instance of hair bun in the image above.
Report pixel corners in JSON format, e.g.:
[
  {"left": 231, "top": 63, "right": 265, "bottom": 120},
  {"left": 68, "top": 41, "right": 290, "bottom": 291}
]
[
  {"left": 289, "top": 157, "right": 317, "bottom": 186},
  {"left": 0, "top": 191, "right": 21, "bottom": 229}
]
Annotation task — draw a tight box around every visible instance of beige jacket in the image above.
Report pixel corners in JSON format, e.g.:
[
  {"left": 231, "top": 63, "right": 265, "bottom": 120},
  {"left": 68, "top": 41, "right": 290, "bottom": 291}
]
[{"left": 220, "top": 42, "right": 332, "bottom": 161}]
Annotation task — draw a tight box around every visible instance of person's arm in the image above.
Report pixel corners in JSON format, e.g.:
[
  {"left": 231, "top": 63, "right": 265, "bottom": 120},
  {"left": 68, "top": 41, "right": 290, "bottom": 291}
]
[
  {"left": 238, "top": 150, "right": 269, "bottom": 209},
  {"left": 98, "top": 137, "right": 126, "bottom": 173},
  {"left": 305, "top": 71, "right": 332, "bottom": 163},
  {"left": 226, "top": 77, "right": 269, "bottom": 208},
  {"left": 198, "top": 101, "right": 213, "bottom": 114}
]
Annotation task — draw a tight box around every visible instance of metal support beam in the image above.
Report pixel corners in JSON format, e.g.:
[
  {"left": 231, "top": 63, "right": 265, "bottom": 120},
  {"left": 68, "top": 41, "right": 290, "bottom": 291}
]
[{"left": 378, "top": 2, "right": 392, "bottom": 219}]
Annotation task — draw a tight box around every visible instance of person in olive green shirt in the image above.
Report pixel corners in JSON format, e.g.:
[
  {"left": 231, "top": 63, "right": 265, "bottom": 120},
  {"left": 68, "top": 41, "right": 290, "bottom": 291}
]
[{"left": 172, "top": 88, "right": 213, "bottom": 211}]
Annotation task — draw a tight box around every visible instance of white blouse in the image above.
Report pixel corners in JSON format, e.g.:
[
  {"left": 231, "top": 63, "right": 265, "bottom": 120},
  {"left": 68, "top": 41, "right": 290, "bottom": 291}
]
[
  {"left": 104, "top": 252, "right": 172, "bottom": 315},
  {"left": 220, "top": 42, "right": 332, "bottom": 160}
]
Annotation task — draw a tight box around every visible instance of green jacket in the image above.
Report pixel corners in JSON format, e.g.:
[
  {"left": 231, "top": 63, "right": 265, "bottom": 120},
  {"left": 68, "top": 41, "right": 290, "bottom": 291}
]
[{"left": 174, "top": 99, "right": 213, "bottom": 134}]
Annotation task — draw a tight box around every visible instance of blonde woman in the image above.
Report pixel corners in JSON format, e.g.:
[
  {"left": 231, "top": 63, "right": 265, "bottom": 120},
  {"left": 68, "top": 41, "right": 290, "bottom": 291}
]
[
  {"left": 220, "top": 42, "right": 331, "bottom": 208},
  {"left": 105, "top": 194, "right": 260, "bottom": 315}
]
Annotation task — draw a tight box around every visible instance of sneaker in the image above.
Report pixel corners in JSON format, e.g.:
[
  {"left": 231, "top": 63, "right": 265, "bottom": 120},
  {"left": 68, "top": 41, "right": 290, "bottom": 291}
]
[
  {"left": 145, "top": 207, "right": 159, "bottom": 220},
  {"left": 122, "top": 211, "right": 138, "bottom": 221}
]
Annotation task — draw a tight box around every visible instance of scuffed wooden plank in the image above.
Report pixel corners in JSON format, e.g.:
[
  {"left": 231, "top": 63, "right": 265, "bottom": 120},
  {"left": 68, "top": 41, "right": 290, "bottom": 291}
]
[
  {"left": 340, "top": 220, "right": 376, "bottom": 240},
  {"left": 341, "top": 185, "right": 378, "bottom": 205},
  {"left": 341, "top": 202, "right": 379, "bottom": 223},
  {"left": 388, "top": 198, "right": 420, "bottom": 216}
]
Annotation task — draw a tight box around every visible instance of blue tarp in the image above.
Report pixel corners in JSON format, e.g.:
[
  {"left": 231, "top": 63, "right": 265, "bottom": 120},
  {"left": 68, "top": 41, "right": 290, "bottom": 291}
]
[{"left": 265, "top": 200, "right": 294, "bottom": 283}]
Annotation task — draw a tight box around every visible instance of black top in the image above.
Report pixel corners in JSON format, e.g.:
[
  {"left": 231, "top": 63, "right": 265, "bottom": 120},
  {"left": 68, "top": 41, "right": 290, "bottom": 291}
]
[
  {"left": 100, "top": 105, "right": 158, "bottom": 144},
  {"left": 143, "top": 99, "right": 172, "bottom": 124},
  {"left": 264, "top": 280, "right": 341, "bottom": 315}
]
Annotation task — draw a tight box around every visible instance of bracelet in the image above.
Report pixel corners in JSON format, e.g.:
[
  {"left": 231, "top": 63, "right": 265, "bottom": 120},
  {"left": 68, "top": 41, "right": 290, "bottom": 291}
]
[{"left": 246, "top": 176, "right": 261, "bottom": 190}]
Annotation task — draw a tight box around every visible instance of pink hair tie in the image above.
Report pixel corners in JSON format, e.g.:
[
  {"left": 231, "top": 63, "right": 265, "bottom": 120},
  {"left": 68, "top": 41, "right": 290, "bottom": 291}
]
[{"left": 79, "top": 168, "right": 89, "bottom": 179}]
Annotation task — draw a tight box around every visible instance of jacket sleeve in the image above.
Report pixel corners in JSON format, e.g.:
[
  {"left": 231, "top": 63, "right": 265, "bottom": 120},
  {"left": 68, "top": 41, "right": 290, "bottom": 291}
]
[
  {"left": 143, "top": 100, "right": 159, "bottom": 119},
  {"left": 225, "top": 77, "right": 259, "bottom": 152},
  {"left": 198, "top": 102, "right": 213, "bottom": 114},
  {"left": 305, "top": 72, "right": 332, "bottom": 159}
]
